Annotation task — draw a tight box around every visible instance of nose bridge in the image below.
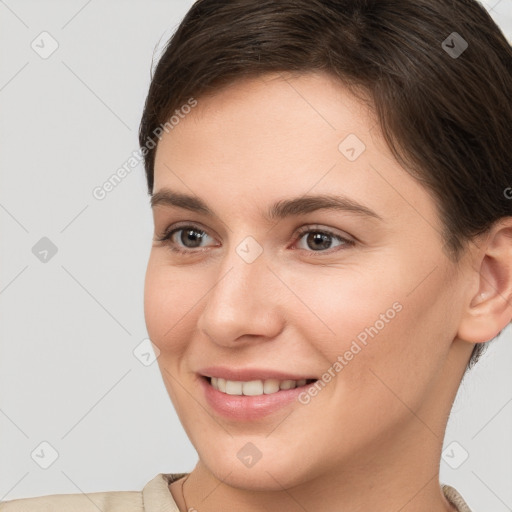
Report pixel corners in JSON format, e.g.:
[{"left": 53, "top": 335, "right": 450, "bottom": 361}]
[
  {"left": 197, "top": 235, "right": 282, "bottom": 344},
  {"left": 212, "top": 231, "right": 270, "bottom": 300}
]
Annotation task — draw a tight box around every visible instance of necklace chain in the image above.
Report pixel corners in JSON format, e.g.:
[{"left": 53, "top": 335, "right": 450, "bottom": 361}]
[
  {"left": 180, "top": 474, "right": 190, "bottom": 512},
  {"left": 177, "top": 474, "right": 456, "bottom": 512}
]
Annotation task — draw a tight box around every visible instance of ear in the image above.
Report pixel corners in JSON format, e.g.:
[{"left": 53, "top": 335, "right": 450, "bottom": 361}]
[{"left": 457, "top": 218, "right": 512, "bottom": 344}]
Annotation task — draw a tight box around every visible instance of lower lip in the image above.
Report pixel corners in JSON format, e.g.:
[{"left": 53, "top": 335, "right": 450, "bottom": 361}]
[{"left": 200, "top": 377, "right": 317, "bottom": 421}]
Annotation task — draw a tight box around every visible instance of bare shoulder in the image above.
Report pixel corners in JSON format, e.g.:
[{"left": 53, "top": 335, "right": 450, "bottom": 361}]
[{"left": 0, "top": 489, "right": 143, "bottom": 512}]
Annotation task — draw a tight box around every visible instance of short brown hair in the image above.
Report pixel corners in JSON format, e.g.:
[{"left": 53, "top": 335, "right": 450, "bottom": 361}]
[{"left": 139, "top": 0, "right": 512, "bottom": 369}]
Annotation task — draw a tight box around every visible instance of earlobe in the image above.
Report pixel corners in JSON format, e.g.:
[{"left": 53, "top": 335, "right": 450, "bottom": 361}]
[{"left": 457, "top": 219, "right": 512, "bottom": 344}]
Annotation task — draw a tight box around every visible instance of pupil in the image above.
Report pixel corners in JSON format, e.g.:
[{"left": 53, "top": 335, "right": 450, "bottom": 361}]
[
  {"left": 183, "top": 229, "right": 203, "bottom": 248},
  {"left": 308, "top": 232, "right": 331, "bottom": 250}
]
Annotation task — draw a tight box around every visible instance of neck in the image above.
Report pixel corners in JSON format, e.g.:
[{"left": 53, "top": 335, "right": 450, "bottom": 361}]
[{"left": 172, "top": 424, "right": 457, "bottom": 512}]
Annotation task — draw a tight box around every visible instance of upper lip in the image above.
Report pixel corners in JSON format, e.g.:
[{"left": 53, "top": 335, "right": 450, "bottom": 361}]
[{"left": 198, "top": 366, "right": 317, "bottom": 381}]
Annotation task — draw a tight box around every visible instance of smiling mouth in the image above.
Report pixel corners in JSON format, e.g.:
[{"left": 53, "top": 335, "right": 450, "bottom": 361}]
[{"left": 203, "top": 376, "right": 317, "bottom": 396}]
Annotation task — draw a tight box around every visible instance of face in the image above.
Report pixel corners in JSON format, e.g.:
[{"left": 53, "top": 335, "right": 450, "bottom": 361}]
[{"left": 144, "top": 72, "right": 470, "bottom": 491}]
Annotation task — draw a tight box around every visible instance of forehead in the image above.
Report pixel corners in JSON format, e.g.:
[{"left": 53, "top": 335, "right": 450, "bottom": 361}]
[
  {"left": 155, "top": 72, "right": 375, "bottom": 178},
  {"left": 152, "top": 71, "right": 438, "bottom": 229},
  {"left": 162, "top": 71, "right": 376, "bottom": 148}
]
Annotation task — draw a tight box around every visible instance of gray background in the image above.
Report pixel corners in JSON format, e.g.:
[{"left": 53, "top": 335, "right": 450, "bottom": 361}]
[{"left": 0, "top": 1, "right": 511, "bottom": 510}]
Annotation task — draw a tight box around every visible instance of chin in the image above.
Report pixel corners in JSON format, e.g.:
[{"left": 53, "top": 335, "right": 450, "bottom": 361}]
[{"left": 194, "top": 436, "right": 318, "bottom": 492}]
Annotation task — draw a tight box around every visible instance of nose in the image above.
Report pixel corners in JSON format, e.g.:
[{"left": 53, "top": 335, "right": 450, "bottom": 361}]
[{"left": 196, "top": 241, "right": 284, "bottom": 347}]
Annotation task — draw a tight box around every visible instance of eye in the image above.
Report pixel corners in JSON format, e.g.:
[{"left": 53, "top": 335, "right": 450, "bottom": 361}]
[
  {"left": 154, "top": 223, "right": 355, "bottom": 256},
  {"left": 293, "top": 225, "right": 355, "bottom": 256},
  {"left": 154, "top": 223, "right": 215, "bottom": 254}
]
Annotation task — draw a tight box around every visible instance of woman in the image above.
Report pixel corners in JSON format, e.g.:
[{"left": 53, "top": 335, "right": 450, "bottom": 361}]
[{"left": 2, "top": 0, "right": 511, "bottom": 510}]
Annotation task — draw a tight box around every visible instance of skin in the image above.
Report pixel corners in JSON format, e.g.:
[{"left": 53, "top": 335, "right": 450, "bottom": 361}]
[{"left": 144, "top": 71, "right": 512, "bottom": 512}]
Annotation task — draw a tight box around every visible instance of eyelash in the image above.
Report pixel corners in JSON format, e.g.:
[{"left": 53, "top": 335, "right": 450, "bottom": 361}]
[{"left": 154, "top": 222, "right": 356, "bottom": 257}]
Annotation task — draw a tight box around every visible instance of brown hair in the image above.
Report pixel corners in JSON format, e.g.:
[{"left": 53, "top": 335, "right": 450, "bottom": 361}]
[{"left": 139, "top": 0, "right": 512, "bottom": 369}]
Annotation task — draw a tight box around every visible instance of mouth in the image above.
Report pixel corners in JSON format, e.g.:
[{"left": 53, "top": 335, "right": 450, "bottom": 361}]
[
  {"left": 197, "top": 367, "right": 321, "bottom": 420},
  {"left": 202, "top": 375, "right": 318, "bottom": 397}
]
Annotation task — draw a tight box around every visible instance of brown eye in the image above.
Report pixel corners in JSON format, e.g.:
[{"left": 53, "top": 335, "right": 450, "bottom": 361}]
[
  {"left": 175, "top": 227, "right": 207, "bottom": 249},
  {"left": 294, "top": 226, "right": 355, "bottom": 255},
  {"left": 155, "top": 224, "right": 214, "bottom": 254},
  {"left": 155, "top": 223, "right": 355, "bottom": 257}
]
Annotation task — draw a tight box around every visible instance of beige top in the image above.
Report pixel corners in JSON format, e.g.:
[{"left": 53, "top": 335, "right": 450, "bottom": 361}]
[{"left": 0, "top": 473, "right": 473, "bottom": 511}]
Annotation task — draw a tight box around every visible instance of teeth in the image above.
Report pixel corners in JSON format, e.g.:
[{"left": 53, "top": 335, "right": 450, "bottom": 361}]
[
  {"left": 279, "top": 380, "right": 296, "bottom": 390},
  {"left": 241, "top": 380, "right": 264, "bottom": 396},
  {"left": 263, "top": 379, "right": 280, "bottom": 394},
  {"left": 209, "top": 377, "right": 313, "bottom": 396},
  {"left": 225, "top": 380, "right": 243, "bottom": 395}
]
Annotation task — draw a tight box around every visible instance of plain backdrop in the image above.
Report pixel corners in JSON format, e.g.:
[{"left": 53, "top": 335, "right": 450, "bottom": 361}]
[{"left": 0, "top": 0, "right": 511, "bottom": 510}]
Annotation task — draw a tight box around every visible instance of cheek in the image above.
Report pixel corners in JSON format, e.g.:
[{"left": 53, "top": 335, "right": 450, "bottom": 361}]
[
  {"left": 287, "top": 256, "right": 452, "bottom": 394},
  {"left": 282, "top": 261, "right": 409, "bottom": 358},
  {"left": 346, "top": 272, "right": 455, "bottom": 421},
  {"left": 143, "top": 259, "right": 201, "bottom": 354}
]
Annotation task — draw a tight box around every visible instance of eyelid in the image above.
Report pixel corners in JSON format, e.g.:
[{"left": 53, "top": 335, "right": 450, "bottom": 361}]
[
  {"left": 155, "top": 222, "right": 356, "bottom": 255},
  {"left": 154, "top": 221, "right": 218, "bottom": 248},
  {"left": 293, "top": 224, "right": 355, "bottom": 245}
]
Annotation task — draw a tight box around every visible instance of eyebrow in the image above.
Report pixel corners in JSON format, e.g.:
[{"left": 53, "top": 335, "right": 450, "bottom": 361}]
[{"left": 150, "top": 188, "right": 383, "bottom": 222}]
